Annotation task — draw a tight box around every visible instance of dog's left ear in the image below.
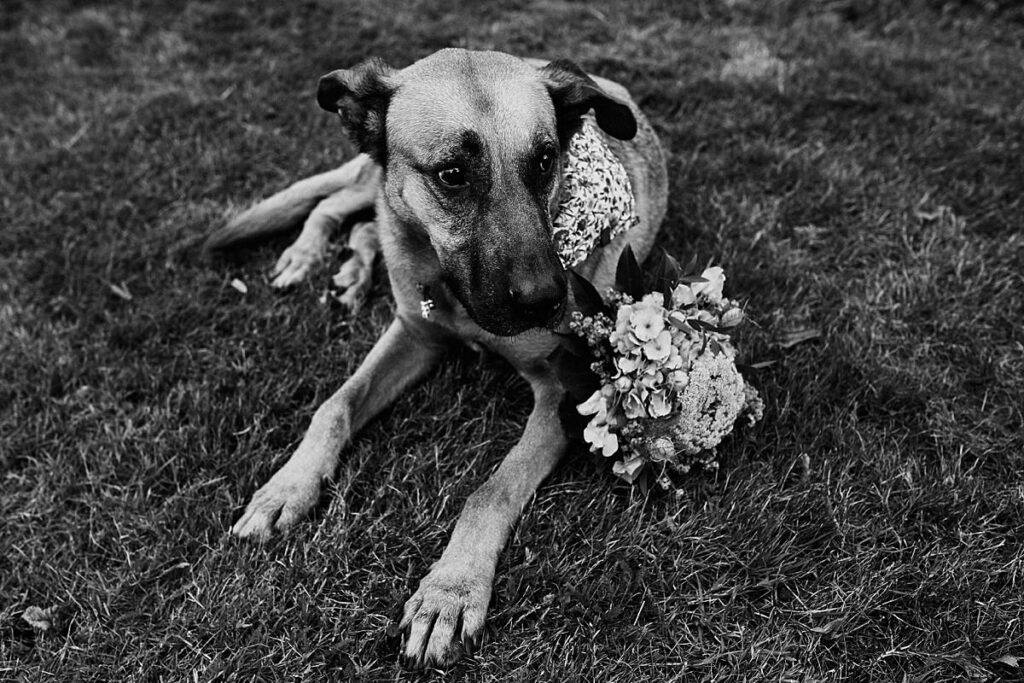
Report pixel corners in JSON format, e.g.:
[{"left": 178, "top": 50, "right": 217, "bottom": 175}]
[
  {"left": 541, "top": 59, "right": 638, "bottom": 144},
  {"left": 317, "top": 57, "right": 396, "bottom": 162}
]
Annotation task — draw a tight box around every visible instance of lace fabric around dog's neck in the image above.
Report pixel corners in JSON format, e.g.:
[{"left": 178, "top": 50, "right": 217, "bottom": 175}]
[{"left": 553, "top": 120, "right": 640, "bottom": 269}]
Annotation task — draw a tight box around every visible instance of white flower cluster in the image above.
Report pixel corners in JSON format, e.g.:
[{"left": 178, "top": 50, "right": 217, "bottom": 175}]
[{"left": 574, "top": 266, "right": 762, "bottom": 484}]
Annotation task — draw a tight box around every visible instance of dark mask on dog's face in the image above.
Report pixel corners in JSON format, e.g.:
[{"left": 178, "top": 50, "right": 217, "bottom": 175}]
[{"left": 319, "top": 50, "right": 636, "bottom": 337}]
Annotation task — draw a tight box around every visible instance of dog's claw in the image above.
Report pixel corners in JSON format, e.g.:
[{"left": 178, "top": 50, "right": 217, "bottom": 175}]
[{"left": 400, "top": 561, "right": 491, "bottom": 669}]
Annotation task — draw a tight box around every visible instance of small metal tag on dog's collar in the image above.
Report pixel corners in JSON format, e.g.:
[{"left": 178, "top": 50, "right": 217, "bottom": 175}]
[
  {"left": 418, "top": 283, "right": 435, "bottom": 320},
  {"left": 420, "top": 297, "right": 435, "bottom": 320}
]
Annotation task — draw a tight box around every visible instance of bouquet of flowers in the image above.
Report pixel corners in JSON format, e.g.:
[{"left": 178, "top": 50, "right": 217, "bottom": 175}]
[{"left": 551, "top": 247, "right": 763, "bottom": 486}]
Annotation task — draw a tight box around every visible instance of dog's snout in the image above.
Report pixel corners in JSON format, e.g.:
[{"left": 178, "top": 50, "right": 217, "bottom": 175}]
[{"left": 509, "top": 274, "right": 567, "bottom": 326}]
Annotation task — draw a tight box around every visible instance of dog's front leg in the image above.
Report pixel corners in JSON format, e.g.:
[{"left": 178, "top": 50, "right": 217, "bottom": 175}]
[
  {"left": 232, "top": 316, "right": 448, "bottom": 538},
  {"left": 400, "top": 369, "right": 567, "bottom": 668}
]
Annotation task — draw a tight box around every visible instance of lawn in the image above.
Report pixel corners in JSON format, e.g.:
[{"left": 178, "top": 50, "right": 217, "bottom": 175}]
[{"left": 2, "top": 0, "right": 1023, "bottom": 680}]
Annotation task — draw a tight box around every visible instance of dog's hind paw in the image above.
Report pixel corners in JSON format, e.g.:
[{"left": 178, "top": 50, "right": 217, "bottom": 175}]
[
  {"left": 231, "top": 465, "right": 323, "bottom": 539},
  {"left": 399, "top": 561, "right": 492, "bottom": 669},
  {"left": 270, "top": 243, "right": 324, "bottom": 288},
  {"left": 327, "top": 250, "right": 373, "bottom": 313}
]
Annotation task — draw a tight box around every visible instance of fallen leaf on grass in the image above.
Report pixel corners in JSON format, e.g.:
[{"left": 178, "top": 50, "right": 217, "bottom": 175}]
[
  {"left": 22, "top": 605, "right": 54, "bottom": 631},
  {"left": 772, "top": 327, "right": 822, "bottom": 349},
  {"left": 109, "top": 282, "right": 133, "bottom": 301},
  {"left": 230, "top": 278, "right": 248, "bottom": 294},
  {"left": 807, "top": 617, "right": 845, "bottom": 635},
  {"left": 995, "top": 654, "right": 1019, "bottom": 668}
]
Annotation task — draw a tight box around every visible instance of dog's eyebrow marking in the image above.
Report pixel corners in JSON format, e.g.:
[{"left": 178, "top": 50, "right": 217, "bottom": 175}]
[
  {"left": 457, "top": 130, "right": 483, "bottom": 156},
  {"left": 420, "top": 130, "right": 485, "bottom": 169}
]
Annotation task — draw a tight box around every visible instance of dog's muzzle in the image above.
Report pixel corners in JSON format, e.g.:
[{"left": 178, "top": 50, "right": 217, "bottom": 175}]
[{"left": 508, "top": 275, "right": 567, "bottom": 330}]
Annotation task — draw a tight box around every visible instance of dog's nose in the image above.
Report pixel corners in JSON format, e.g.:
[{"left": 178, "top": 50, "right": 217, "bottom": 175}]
[{"left": 509, "top": 276, "right": 567, "bottom": 326}]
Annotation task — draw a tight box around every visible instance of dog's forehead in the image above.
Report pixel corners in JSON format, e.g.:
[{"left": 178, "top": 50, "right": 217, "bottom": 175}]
[{"left": 389, "top": 50, "right": 555, "bottom": 158}]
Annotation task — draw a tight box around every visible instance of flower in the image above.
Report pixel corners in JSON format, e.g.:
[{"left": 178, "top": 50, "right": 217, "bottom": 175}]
[
  {"left": 578, "top": 390, "right": 620, "bottom": 457},
  {"left": 663, "top": 345, "right": 686, "bottom": 370},
  {"left": 623, "top": 390, "right": 647, "bottom": 419},
  {"left": 693, "top": 266, "right": 725, "bottom": 303},
  {"left": 614, "top": 306, "right": 632, "bottom": 339},
  {"left": 585, "top": 421, "right": 619, "bottom": 457},
  {"left": 648, "top": 390, "right": 672, "bottom": 417},
  {"left": 641, "top": 292, "right": 665, "bottom": 307},
  {"left": 612, "top": 455, "right": 646, "bottom": 483},
  {"left": 670, "top": 352, "right": 747, "bottom": 454},
  {"left": 577, "top": 390, "right": 605, "bottom": 416},
  {"left": 617, "top": 354, "right": 642, "bottom": 374},
  {"left": 720, "top": 307, "right": 744, "bottom": 327},
  {"left": 644, "top": 436, "right": 675, "bottom": 461},
  {"left": 642, "top": 329, "right": 672, "bottom": 361},
  {"left": 628, "top": 303, "right": 665, "bottom": 341},
  {"left": 672, "top": 283, "right": 695, "bottom": 307},
  {"left": 637, "top": 368, "right": 664, "bottom": 390}
]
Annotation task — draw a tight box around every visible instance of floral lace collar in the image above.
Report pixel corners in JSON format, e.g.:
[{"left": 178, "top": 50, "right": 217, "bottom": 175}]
[{"left": 553, "top": 120, "right": 640, "bottom": 268}]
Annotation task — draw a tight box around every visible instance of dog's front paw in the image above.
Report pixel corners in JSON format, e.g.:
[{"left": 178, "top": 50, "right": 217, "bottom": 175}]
[
  {"left": 399, "top": 560, "right": 493, "bottom": 669},
  {"left": 231, "top": 464, "right": 323, "bottom": 539},
  {"left": 270, "top": 243, "right": 323, "bottom": 288}
]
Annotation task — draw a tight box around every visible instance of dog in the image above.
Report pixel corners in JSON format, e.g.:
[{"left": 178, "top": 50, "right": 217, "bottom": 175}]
[{"left": 207, "top": 48, "right": 668, "bottom": 668}]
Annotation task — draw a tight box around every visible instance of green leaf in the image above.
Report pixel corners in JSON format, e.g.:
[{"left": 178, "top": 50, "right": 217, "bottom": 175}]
[
  {"left": 667, "top": 312, "right": 693, "bottom": 333},
  {"left": 677, "top": 275, "right": 709, "bottom": 285},
  {"left": 637, "top": 468, "right": 650, "bottom": 495},
  {"left": 681, "top": 253, "right": 699, "bottom": 277},
  {"left": 615, "top": 245, "right": 644, "bottom": 300},
  {"left": 687, "top": 318, "right": 732, "bottom": 334},
  {"left": 736, "top": 360, "right": 776, "bottom": 374},
  {"left": 568, "top": 269, "right": 606, "bottom": 317},
  {"left": 645, "top": 248, "right": 681, "bottom": 302}
]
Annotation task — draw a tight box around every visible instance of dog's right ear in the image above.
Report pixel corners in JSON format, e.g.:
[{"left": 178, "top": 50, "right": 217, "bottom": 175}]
[{"left": 317, "top": 58, "right": 395, "bottom": 162}]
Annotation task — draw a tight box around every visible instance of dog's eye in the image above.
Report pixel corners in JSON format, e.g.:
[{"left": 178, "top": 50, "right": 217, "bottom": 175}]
[
  {"left": 538, "top": 151, "right": 555, "bottom": 174},
  {"left": 437, "top": 166, "right": 468, "bottom": 188}
]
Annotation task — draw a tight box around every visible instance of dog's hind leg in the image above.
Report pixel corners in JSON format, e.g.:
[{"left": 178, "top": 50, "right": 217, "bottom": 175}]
[
  {"left": 400, "top": 369, "right": 567, "bottom": 668},
  {"left": 231, "top": 315, "right": 450, "bottom": 539},
  {"left": 328, "top": 220, "right": 380, "bottom": 313},
  {"left": 205, "top": 153, "right": 379, "bottom": 253},
  {"left": 270, "top": 164, "right": 380, "bottom": 288}
]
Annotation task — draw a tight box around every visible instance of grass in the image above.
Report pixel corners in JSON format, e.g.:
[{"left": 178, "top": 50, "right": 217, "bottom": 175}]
[{"left": 2, "top": 0, "right": 1023, "bottom": 680}]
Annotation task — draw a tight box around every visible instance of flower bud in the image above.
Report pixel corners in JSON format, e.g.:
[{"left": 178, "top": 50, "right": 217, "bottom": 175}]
[
  {"left": 720, "top": 307, "right": 744, "bottom": 327},
  {"left": 672, "top": 284, "right": 695, "bottom": 307},
  {"left": 648, "top": 436, "right": 674, "bottom": 461},
  {"left": 694, "top": 266, "right": 726, "bottom": 303}
]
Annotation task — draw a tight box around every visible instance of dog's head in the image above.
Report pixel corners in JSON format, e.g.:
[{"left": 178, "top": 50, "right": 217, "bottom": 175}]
[{"left": 317, "top": 49, "right": 637, "bottom": 336}]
